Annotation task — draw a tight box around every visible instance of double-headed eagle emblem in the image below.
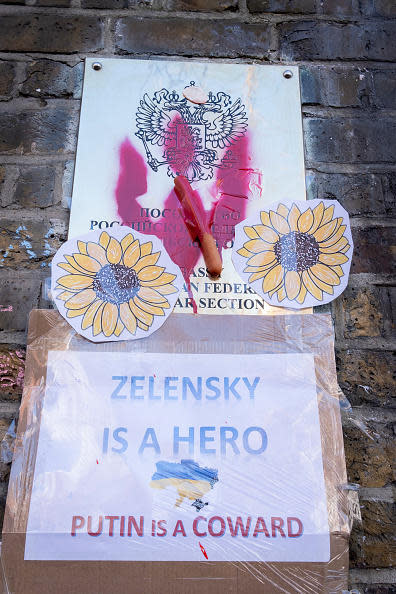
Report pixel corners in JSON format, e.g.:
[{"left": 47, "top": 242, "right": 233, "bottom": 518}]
[{"left": 135, "top": 82, "right": 248, "bottom": 182}]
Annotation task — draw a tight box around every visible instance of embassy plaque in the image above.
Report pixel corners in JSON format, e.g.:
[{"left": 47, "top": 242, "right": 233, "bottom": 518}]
[{"left": 69, "top": 59, "right": 306, "bottom": 315}]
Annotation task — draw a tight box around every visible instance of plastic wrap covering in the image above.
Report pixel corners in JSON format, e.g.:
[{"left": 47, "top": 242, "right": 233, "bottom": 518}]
[{"left": 1, "top": 310, "right": 350, "bottom": 593}]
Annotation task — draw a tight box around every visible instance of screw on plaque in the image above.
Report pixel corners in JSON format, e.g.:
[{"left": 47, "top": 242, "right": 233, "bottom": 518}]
[
  {"left": 283, "top": 70, "right": 293, "bottom": 79},
  {"left": 92, "top": 62, "right": 102, "bottom": 71}
]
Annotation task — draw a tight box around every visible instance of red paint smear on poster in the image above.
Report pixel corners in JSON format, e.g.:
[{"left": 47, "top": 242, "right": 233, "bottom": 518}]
[
  {"left": 199, "top": 541, "right": 208, "bottom": 560},
  {"left": 115, "top": 129, "right": 252, "bottom": 312}
]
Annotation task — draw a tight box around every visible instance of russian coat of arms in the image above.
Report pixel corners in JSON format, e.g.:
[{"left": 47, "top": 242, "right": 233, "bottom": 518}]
[{"left": 135, "top": 82, "right": 248, "bottom": 182}]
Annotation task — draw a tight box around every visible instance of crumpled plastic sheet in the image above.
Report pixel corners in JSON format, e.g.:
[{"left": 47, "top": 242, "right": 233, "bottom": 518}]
[
  {"left": 0, "top": 310, "right": 353, "bottom": 593},
  {"left": 0, "top": 420, "right": 17, "bottom": 465}
]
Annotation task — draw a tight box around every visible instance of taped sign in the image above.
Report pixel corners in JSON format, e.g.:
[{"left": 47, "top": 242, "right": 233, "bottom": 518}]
[{"left": 25, "top": 351, "right": 329, "bottom": 562}]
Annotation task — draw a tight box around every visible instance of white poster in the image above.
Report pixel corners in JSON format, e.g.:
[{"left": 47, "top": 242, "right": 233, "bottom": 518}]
[
  {"left": 69, "top": 58, "right": 306, "bottom": 315},
  {"left": 25, "top": 351, "right": 330, "bottom": 562}
]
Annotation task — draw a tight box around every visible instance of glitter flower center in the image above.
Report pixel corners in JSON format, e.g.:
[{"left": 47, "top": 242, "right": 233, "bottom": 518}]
[
  {"left": 92, "top": 264, "right": 140, "bottom": 305},
  {"left": 274, "top": 231, "right": 320, "bottom": 272}
]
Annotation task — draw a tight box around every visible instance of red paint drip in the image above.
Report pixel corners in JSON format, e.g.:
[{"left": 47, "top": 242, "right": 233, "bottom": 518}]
[
  {"left": 199, "top": 542, "right": 208, "bottom": 560},
  {"left": 96, "top": 459, "right": 99, "bottom": 465}
]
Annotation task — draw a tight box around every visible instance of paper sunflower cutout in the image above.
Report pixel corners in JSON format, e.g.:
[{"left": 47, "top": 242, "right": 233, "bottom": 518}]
[
  {"left": 51, "top": 226, "right": 183, "bottom": 341},
  {"left": 232, "top": 200, "right": 353, "bottom": 309}
]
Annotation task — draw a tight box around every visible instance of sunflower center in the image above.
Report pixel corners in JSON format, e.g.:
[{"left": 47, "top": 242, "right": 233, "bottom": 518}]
[
  {"left": 274, "top": 231, "right": 319, "bottom": 272},
  {"left": 92, "top": 264, "right": 140, "bottom": 305}
]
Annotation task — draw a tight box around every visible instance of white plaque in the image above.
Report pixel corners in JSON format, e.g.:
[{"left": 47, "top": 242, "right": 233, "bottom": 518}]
[{"left": 70, "top": 58, "right": 306, "bottom": 315}]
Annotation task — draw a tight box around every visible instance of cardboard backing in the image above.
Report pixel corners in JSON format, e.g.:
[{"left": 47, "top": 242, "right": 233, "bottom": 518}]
[{"left": 1, "top": 310, "right": 350, "bottom": 593}]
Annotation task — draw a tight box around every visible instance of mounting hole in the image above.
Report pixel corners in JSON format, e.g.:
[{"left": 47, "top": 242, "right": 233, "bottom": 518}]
[
  {"left": 92, "top": 62, "right": 102, "bottom": 71},
  {"left": 283, "top": 70, "right": 293, "bottom": 79}
]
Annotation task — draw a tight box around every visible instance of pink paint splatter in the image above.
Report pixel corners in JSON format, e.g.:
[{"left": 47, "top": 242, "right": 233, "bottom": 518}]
[
  {"left": 114, "top": 131, "right": 252, "bottom": 311},
  {"left": 0, "top": 305, "right": 13, "bottom": 312},
  {"left": 115, "top": 138, "right": 201, "bottom": 310}
]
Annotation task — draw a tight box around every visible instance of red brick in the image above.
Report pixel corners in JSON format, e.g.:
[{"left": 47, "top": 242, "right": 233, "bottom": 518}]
[
  {"left": 350, "top": 227, "right": 395, "bottom": 275},
  {"left": 279, "top": 21, "right": 396, "bottom": 61},
  {"left": 116, "top": 17, "right": 274, "bottom": 59},
  {"left": 0, "top": 108, "right": 77, "bottom": 154},
  {"left": 0, "top": 15, "right": 104, "bottom": 53}
]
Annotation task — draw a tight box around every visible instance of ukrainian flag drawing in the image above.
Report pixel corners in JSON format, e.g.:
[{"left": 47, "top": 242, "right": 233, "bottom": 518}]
[{"left": 150, "top": 459, "right": 219, "bottom": 508}]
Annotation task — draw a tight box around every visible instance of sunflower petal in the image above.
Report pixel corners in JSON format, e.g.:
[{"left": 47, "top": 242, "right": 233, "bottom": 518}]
[
  {"left": 66, "top": 306, "right": 89, "bottom": 318},
  {"left": 58, "top": 274, "right": 93, "bottom": 290},
  {"left": 247, "top": 251, "right": 277, "bottom": 267},
  {"left": 288, "top": 204, "right": 301, "bottom": 232},
  {"left": 262, "top": 264, "right": 283, "bottom": 293},
  {"left": 341, "top": 243, "right": 351, "bottom": 254},
  {"left": 244, "top": 226, "right": 260, "bottom": 240},
  {"left": 155, "top": 283, "right": 178, "bottom": 295},
  {"left": 138, "top": 266, "right": 177, "bottom": 286},
  {"left": 308, "top": 270, "right": 334, "bottom": 295},
  {"left": 114, "top": 319, "right": 124, "bottom": 337},
  {"left": 314, "top": 218, "right": 339, "bottom": 243},
  {"left": 57, "top": 262, "right": 84, "bottom": 276},
  {"left": 237, "top": 247, "right": 251, "bottom": 258},
  {"left": 277, "top": 203, "right": 289, "bottom": 218},
  {"left": 134, "top": 295, "right": 165, "bottom": 316},
  {"left": 133, "top": 252, "right": 161, "bottom": 273},
  {"left": 310, "top": 202, "right": 325, "bottom": 234},
  {"left": 260, "top": 211, "right": 271, "bottom": 227},
  {"left": 276, "top": 285, "right": 286, "bottom": 302},
  {"left": 310, "top": 263, "right": 341, "bottom": 286},
  {"left": 319, "top": 252, "right": 349, "bottom": 266},
  {"left": 138, "top": 286, "right": 169, "bottom": 304},
  {"left": 256, "top": 225, "right": 279, "bottom": 245},
  {"left": 137, "top": 320, "right": 149, "bottom": 332},
  {"left": 297, "top": 208, "right": 314, "bottom": 233},
  {"left": 74, "top": 254, "right": 101, "bottom": 273},
  {"left": 77, "top": 240, "right": 87, "bottom": 255},
  {"left": 138, "top": 266, "right": 165, "bottom": 282},
  {"left": 319, "top": 224, "right": 346, "bottom": 247},
  {"left": 320, "top": 236, "right": 348, "bottom": 253},
  {"left": 87, "top": 242, "right": 108, "bottom": 266},
  {"left": 333, "top": 265, "right": 344, "bottom": 277},
  {"left": 270, "top": 211, "right": 290, "bottom": 235},
  {"left": 93, "top": 302, "right": 105, "bottom": 336},
  {"left": 248, "top": 270, "right": 268, "bottom": 283},
  {"left": 57, "top": 290, "right": 74, "bottom": 301},
  {"left": 244, "top": 239, "right": 270, "bottom": 254},
  {"left": 121, "top": 233, "right": 134, "bottom": 253},
  {"left": 284, "top": 270, "right": 301, "bottom": 300},
  {"left": 106, "top": 237, "right": 122, "bottom": 265},
  {"left": 120, "top": 302, "right": 137, "bottom": 334},
  {"left": 64, "top": 255, "right": 92, "bottom": 275},
  {"left": 123, "top": 240, "right": 140, "bottom": 268},
  {"left": 99, "top": 231, "right": 110, "bottom": 249},
  {"left": 296, "top": 284, "right": 307, "bottom": 304},
  {"left": 140, "top": 241, "right": 153, "bottom": 257},
  {"left": 66, "top": 309, "right": 87, "bottom": 320},
  {"left": 302, "top": 270, "right": 323, "bottom": 301},
  {"left": 65, "top": 289, "right": 96, "bottom": 310},
  {"left": 101, "top": 302, "right": 118, "bottom": 337},
  {"left": 244, "top": 263, "right": 275, "bottom": 273},
  {"left": 129, "top": 299, "right": 154, "bottom": 327},
  {"left": 321, "top": 204, "right": 335, "bottom": 226},
  {"left": 81, "top": 299, "right": 103, "bottom": 330}
]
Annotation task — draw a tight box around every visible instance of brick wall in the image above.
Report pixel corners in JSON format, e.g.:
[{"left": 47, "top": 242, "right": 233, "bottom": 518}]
[{"left": 0, "top": 0, "right": 395, "bottom": 590}]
